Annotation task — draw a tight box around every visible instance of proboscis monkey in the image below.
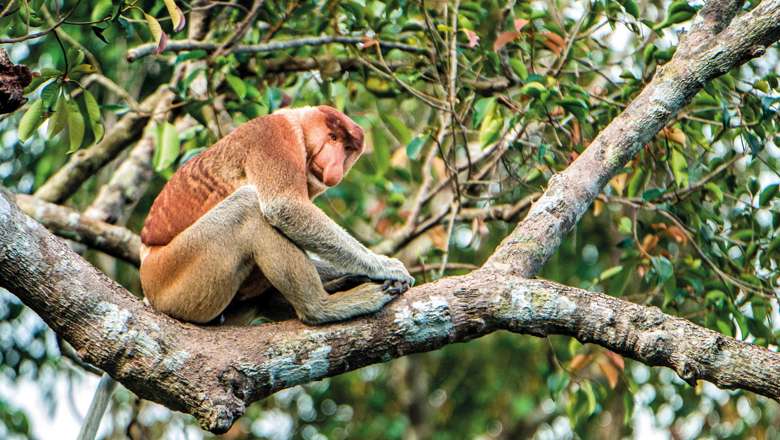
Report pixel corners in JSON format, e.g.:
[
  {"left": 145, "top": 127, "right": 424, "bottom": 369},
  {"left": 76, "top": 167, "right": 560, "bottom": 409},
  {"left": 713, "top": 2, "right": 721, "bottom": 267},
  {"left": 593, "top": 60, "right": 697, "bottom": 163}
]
[{"left": 139, "top": 106, "right": 414, "bottom": 324}]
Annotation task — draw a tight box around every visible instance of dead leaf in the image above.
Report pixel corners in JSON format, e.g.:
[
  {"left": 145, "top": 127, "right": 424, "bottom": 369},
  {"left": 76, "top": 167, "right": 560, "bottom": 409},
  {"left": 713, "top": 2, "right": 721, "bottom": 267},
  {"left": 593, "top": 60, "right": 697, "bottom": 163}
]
[
  {"left": 604, "top": 351, "right": 625, "bottom": 370},
  {"left": 464, "top": 29, "right": 480, "bottom": 48},
  {"left": 641, "top": 234, "right": 659, "bottom": 253},
  {"left": 593, "top": 199, "right": 604, "bottom": 216},
  {"left": 666, "top": 226, "right": 688, "bottom": 244},
  {"left": 570, "top": 354, "right": 592, "bottom": 371},
  {"left": 571, "top": 119, "right": 581, "bottom": 145},
  {"left": 391, "top": 146, "right": 409, "bottom": 168},
  {"left": 432, "top": 156, "right": 447, "bottom": 179},
  {"left": 542, "top": 31, "right": 565, "bottom": 54},
  {"left": 362, "top": 36, "right": 380, "bottom": 49},
  {"left": 514, "top": 18, "right": 530, "bottom": 32},
  {"left": 660, "top": 126, "right": 686, "bottom": 145},
  {"left": 598, "top": 359, "right": 620, "bottom": 389},
  {"left": 494, "top": 31, "right": 520, "bottom": 51},
  {"left": 375, "top": 218, "right": 392, "bottom": 235},
  {"left": 651, "top": 223, "right": 668, "bottom": 231},
  {"left": 428, "top": 225, "right": 449, "bottom": 251},
  {"left": 609, "top": 173, "right": 627, "bottom": 195}
]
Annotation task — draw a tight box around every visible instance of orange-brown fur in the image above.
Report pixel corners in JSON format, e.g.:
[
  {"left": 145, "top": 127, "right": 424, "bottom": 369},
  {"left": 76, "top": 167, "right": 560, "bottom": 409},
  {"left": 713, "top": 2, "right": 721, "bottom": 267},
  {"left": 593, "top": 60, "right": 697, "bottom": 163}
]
[{"left": 139, "top": 106, "right": 413, "bottom": 324}]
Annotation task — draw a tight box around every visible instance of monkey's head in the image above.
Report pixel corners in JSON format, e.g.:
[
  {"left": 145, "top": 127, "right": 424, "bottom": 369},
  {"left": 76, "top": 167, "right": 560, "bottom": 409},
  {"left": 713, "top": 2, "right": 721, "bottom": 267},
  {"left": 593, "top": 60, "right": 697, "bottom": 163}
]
[{"left": 301, "top": 105, "right": 365, "bottom": 197}]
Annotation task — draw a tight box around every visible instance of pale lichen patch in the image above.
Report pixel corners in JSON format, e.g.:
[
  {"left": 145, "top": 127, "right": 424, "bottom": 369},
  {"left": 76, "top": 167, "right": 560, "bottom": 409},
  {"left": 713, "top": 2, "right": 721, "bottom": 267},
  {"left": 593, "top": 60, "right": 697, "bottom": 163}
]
[
  {"left": 266, "top": 345, "right": 332, "bottom": 388},
  {"left": 394, "top": 295, "right": 453, "bottom": 344},
  {"left": 96, "top": 302, "right": 163, "bottom": 357}
]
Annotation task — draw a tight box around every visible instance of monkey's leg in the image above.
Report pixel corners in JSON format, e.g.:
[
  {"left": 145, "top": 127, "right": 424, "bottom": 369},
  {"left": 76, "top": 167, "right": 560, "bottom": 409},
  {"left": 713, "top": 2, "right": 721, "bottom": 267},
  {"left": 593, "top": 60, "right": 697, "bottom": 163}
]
[
  {"left": 252, "top": 220, "right": 400, "bottom": 324},
  {"left": 140, "top": 187, "right": 261, "bottom": 323}
]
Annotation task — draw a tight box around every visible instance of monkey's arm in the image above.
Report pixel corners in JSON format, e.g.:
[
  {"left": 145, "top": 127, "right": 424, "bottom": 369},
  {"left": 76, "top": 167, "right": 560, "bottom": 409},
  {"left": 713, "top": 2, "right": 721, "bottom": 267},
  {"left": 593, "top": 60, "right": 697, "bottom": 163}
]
[{"left": 262, "top": 198, "right": 414, "bottom": 285}]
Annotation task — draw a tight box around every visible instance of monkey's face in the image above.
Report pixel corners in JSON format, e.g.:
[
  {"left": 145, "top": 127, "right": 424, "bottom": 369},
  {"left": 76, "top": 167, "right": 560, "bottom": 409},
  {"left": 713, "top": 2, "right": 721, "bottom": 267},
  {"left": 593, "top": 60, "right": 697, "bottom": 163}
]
[{"left": 305, "top": 106, "right": 365, "bottom": 196}]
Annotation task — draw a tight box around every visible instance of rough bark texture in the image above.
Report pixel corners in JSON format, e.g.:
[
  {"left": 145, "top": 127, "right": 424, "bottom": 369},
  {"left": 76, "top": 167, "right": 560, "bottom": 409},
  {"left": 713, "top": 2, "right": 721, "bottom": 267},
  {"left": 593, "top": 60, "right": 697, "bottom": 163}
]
[
  {"left": 2, "top": 0, "right": 780, "bottom": 435},
  {"left": 1, "top": 191, "right": 779, "bottom": 433},
  {"left": 15, "top": 194, "right": 141, "bottom": 264},
  {"left": 0, "top": 48, "right": 32, "bottom": 114}
]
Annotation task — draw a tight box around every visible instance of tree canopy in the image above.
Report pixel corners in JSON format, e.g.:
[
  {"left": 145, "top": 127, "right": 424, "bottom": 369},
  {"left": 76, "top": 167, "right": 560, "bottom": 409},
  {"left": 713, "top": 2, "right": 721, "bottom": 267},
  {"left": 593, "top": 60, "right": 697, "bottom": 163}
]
[{"left": 1, "top": 0, "right": 780, "bottom": 438}]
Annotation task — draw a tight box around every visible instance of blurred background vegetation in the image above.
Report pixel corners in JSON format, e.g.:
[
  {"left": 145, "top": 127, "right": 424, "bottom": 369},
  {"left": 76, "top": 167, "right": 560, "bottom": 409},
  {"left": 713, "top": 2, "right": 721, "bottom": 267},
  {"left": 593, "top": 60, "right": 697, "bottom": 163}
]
[{"left": 1, "top": 0, "right": 779, "bottom": 438}]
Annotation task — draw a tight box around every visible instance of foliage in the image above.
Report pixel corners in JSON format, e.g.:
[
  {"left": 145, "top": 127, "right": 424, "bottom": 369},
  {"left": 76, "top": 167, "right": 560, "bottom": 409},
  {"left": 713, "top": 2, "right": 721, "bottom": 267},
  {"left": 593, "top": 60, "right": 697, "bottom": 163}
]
[{"left": 0, "top": 0, "right": 779, "bottom": 439}]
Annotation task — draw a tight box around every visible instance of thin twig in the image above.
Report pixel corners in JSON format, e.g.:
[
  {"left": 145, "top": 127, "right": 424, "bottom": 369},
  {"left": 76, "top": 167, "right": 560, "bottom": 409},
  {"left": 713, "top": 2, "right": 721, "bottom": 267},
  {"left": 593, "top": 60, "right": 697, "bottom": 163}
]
[{"left": 127, "top": 36, "right": 430, "bottom": 62}]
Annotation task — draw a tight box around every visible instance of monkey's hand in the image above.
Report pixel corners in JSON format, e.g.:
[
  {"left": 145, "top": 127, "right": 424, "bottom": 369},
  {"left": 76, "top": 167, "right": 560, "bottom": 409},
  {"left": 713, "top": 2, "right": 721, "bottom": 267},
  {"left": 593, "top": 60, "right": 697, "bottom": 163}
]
[{"left": 370, "top": 255, "right": 415, "bottom": 289}]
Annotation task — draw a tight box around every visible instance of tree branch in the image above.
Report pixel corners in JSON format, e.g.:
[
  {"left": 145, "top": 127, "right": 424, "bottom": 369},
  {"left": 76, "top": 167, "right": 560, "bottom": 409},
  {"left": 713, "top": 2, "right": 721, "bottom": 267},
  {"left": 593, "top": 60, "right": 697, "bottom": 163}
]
[
  {"left": 486, "top": 0, "right": 780, "bottom": 277},
  {"left": 33, "top": 88, "right": 168, "bottom": 203},
  {"left": 1, "top": 190, "right": 778, "bottom": 434},
  {"left": 126, "top": 36, "right": 430, "bottom": 62},
  {"left": 14, "top": 194, "right": 140, "bottom": 264}
]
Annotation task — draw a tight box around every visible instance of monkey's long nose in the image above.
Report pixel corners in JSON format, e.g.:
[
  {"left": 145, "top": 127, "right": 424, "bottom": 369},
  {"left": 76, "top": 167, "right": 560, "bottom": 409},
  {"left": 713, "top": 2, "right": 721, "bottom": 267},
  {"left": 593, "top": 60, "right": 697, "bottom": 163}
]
[
  {"left": 322, "top": 163, "right": 343, "bottom": 186},
  {"left": 321, "top": 147, "right": 345, "bottom": 186}
]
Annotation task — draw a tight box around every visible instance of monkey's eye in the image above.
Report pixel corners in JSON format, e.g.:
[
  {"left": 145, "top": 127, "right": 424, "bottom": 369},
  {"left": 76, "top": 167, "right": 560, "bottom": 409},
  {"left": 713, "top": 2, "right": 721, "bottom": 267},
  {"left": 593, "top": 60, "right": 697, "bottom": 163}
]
[{"left": 329, "top": 133, "right": 338, "bottom": 141}]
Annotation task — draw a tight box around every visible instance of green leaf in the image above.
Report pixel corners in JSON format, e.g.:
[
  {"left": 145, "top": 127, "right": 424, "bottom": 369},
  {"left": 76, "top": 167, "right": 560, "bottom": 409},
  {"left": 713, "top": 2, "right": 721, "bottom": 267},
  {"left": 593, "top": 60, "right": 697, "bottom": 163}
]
[
  {"left": 715, "top": 319, "right": 733, "bottom": 337},
  {"left": 622, "top": 0, "right": 640, "bottom": 17},
  {"left": 618, "top": 216, "right": 632, "bottom": 234},
  {"left": 519, "top": 81, "right": 545, "bottom": 98},
  {"left": 226, "top": 74, "right": 247, "bottom": 101},
  {"left": 380, "top": 114, "right": 412, "bottom": 146},
  {"left": 651, "top": 256, "right": 674, "bottom": 282},
  {"left": 66, "top": 100, "right": 85, "bottom": 152},
  {"left": 670, "top": 148, "right": 689, "bottom": 187},
  {"left": 704, "top": 182, "right": 723, "bottom": 203},
  {"left": 144, "top": 13, "right": 168, "bottom": 53},
  {"left": 82, "top": 90, "right": 104, "bottom": 142},
  {"left": 174, "top": 50, "right": 207, "bottom": 64},
  {"left": 47, "top": 95, "right": 68, "bottom": 137},
  {"left": 66, "top": 48, "right": 85, "bottom": 68},
  {"left": 370, "top": 123, "right": 391, "bottom": 175},
  {"left": 627, "top": 168, "right": 644, "bottom": 198},
  {"left": 472, "top": 97, "right": 496, "bottom": 127},
  {"left": 40, "top": 81, "right": 60, "bottom": 108},
  {"left": 70, "top": 64, "right": 97, "bottom": 75},
  {"left": 642, "top": 187, "right": 665, "bottom": 201},
  {"left": 758, "top": 183, "right": 778, "bottom": 207},
  {"left": 479, "top": 118, "right": 502, "bottom": 148},
  {"left": 154, "top": 122, "right": 180, "bottom": 171},
  {"left": 599, "top": 265, "right": 624, "bottom": 281},
  {"left": 509, "top": 59, "right": 528, "bottom": 81},
  {"left": 623, "top": 392, "right": 634, "bottom": 425},
  {"left": 24, "top": 75, "right": 52, "bottom": 94},
  {"left": 18, "top": 99, "right": 45, "bottom": 141},
  {"left": 405, "top": 135, "right": 426, "bottom": 160},
  {"left": 163, "top": 0, "right": 186, "bottom": 32}
]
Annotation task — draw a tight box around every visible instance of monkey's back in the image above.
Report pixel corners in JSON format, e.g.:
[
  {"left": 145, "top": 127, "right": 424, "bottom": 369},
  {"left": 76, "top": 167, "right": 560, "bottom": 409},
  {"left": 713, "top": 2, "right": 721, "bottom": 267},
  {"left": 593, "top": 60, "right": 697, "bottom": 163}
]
[{"left": 140, "top": 132, "right": 248, "bottom": 247}]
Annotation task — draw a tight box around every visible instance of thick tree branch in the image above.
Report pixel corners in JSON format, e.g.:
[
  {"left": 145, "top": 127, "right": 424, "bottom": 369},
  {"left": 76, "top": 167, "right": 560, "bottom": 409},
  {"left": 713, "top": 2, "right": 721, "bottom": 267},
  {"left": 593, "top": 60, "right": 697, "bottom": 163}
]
[
  {"left": 1, "top": 191, "right": 778, "bottom": 434},
  {"left": 2, "top": 2, "right": 779, "bottom": 435},
  {"left": 487, "top": 0, "right": 780, "bottom": 277}
]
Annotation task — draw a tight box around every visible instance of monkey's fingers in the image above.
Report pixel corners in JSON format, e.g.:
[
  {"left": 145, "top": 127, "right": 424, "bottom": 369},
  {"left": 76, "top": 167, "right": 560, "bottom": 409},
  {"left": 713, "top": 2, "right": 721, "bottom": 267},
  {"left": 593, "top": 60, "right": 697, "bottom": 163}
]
[{"left": 382, "top": 280, "right": 410, "bottom": 295}]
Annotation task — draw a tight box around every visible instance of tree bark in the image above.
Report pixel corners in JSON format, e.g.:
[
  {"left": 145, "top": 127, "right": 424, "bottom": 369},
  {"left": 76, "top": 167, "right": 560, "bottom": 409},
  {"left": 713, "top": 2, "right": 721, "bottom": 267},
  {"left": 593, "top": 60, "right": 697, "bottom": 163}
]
[
  {"left": 1, "top": 190, "right": 780, "bottom": 433},
  {"left": 1, "top": 0, "right": 780, "bottom": 434}
]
